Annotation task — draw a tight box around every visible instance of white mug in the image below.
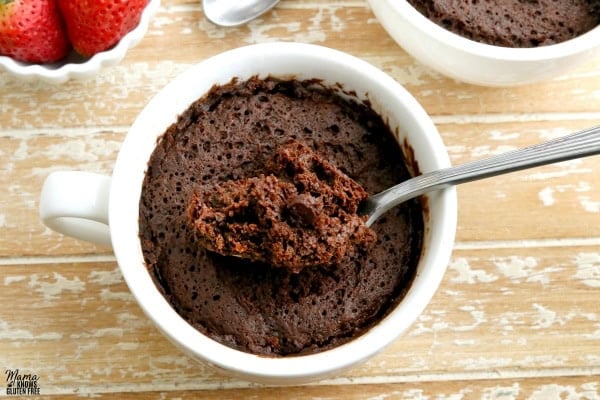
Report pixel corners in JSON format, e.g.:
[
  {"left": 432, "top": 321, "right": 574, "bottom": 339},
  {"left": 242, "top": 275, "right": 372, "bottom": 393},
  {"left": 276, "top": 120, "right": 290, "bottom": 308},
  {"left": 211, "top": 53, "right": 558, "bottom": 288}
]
[
  {"left": 368, "top": 0, "right": 600, "bottom": 86},
  {"left": 39, "top": 42, "right": 457, "bottom": 385}
]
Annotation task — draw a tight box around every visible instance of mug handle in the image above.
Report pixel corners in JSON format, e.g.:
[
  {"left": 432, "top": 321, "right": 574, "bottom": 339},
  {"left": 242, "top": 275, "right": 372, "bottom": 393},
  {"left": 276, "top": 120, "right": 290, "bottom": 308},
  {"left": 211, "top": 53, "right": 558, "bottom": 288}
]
[{"left": 39, "top": 171, "right": 112, "bottom": 247}]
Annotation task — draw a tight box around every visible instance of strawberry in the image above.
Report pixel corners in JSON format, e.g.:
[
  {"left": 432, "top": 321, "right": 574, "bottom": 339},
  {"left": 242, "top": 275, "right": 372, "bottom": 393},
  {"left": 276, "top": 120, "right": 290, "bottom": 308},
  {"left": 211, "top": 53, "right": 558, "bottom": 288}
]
[
  {"left": 58, "top": 0, "right": 148, "bottom": 57},
  {"left": 0, "top": 0, "right": 69, "bottom": 63}
]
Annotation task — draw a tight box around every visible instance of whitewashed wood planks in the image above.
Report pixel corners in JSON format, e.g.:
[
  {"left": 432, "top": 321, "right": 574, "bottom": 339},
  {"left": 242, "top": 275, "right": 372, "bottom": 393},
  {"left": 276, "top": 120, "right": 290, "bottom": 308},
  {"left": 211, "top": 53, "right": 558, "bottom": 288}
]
[{"left": 0, "top": 0, "right": 598, "bottom": 397}]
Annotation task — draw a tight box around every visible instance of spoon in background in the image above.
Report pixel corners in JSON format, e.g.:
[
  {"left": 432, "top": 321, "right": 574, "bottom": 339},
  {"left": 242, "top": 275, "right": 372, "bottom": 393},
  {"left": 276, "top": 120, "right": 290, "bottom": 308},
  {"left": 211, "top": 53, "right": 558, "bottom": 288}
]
[
  {"left": 202, "top": 0, "right": 280, "bottom": 26},
  {"left": 360, "top": 125, "right": 600, "bottom": 226}
]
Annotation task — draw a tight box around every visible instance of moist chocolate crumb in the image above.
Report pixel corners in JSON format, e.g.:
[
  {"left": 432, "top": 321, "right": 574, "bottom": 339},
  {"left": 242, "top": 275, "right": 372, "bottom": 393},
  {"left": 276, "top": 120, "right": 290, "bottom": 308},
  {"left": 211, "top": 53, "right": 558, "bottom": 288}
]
[
  {"left": 408, "top": 0, "right": 600, "bottom": 47},
  {"left": 187, "top": 140, "right": 377, "bottom": 273}
]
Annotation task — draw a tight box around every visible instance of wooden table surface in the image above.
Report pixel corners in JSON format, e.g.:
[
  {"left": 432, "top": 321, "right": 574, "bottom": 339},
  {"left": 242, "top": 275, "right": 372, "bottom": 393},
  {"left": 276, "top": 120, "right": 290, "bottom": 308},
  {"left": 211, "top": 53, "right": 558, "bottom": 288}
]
[{"left": 1, "top": 1, "right": 599, "bottom": 398}]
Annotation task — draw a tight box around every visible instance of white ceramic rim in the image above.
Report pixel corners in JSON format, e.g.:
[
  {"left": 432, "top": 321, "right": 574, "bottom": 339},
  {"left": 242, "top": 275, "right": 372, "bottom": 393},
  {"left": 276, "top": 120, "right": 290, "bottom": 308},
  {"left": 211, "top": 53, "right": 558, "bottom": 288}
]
[
  {"left": 109, "top": 42, "right": 457, "bottom": 382},
  {"left": 0, "top": 0, "right": 160, "bottom": 83},
  {"left": 388, "top": 0, "right": 600, "bottom": 61}
]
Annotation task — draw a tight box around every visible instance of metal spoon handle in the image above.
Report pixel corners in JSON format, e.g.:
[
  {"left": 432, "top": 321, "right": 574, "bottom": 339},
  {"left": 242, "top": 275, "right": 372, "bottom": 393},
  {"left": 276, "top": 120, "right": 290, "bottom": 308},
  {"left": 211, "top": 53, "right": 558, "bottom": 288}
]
[{"left": 363, "top": 125, "right": 600, "bottom": 226}]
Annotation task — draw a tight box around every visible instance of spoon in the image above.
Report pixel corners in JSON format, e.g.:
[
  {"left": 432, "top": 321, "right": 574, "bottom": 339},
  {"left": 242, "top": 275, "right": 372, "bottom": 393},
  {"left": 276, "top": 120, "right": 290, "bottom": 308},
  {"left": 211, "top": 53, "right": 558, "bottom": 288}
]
[
  {"left": 360, "top": 125, "right": 600, "bottom": 226},
  {"left": 202, "top": 0, "right": 280, "bottom": 27}
]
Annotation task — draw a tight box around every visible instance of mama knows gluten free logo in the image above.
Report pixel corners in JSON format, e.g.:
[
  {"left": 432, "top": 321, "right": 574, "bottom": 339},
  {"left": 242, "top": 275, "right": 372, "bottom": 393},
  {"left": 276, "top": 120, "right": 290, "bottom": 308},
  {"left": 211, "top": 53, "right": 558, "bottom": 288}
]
[{"left": 5, "top": 369, "right": 40, "bottom": 396}]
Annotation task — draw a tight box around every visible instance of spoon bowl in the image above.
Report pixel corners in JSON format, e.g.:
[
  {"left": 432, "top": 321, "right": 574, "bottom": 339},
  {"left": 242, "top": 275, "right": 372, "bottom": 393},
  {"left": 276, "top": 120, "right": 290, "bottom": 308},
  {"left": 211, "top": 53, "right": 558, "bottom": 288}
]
[
  {"left": 202, "top": 0, "right": 280, "bottom": 26},
  {"left": 360, "top": 125, "right": 600, "bottom": 226}
]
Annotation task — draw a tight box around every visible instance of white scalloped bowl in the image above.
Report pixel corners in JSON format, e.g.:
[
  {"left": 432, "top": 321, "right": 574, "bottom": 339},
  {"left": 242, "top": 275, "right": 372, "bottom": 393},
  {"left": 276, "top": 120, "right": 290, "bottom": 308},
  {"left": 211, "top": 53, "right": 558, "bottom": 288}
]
[{"left": 0, "top": 0, "right": 160, "bottom": 84}]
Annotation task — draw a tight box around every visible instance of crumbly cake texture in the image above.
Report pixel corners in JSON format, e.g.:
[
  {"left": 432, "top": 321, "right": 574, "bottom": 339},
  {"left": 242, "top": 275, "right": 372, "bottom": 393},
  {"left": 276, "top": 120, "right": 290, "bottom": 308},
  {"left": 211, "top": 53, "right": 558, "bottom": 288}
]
[
  {"left": 139, "top": 76, "right": 424, "bottom": 356},
  {"left": 407, "top": 0, "right": 600, "bottom": 47},
  {"left": 187, "top": 140, "right": 377, "bottom": 273}
]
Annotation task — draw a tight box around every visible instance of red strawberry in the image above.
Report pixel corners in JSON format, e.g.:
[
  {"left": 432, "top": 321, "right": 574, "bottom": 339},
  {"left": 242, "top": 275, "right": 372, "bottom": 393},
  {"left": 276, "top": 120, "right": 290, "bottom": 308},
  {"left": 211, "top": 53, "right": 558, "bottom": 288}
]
[
  {"left": 58, "top": 0, "right": 148, "bottom": 57},
  {"left": 0, "top": 0, "right": 69, "bottom": 63}
]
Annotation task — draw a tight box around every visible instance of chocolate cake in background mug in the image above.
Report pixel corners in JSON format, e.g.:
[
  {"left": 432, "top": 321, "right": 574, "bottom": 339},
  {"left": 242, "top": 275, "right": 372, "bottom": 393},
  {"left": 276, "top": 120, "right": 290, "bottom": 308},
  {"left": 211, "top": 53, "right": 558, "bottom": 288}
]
[
  {"left": 407, "top": 0, "right": 600, "bottom": 47},
  {"left": 138, "top": 76, "right": 425, "bottom": 356}
]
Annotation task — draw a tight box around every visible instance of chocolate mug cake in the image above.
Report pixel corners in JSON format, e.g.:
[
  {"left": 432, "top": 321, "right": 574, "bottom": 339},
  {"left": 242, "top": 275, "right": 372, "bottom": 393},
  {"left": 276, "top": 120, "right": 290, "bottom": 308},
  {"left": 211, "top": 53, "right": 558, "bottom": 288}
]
[
  {"left": 407, "top": 0, "right": 600, "bottom": 47},
  {"left": 138, "top": 76, "right": 425, "bottom": 356}
]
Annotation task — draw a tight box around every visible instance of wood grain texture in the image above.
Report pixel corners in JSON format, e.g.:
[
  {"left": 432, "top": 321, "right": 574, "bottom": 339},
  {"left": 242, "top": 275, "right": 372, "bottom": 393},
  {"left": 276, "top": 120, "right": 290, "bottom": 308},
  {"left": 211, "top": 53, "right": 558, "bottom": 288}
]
[
  {"left": 1, "top": 3, "right": 599, "bottom": 130},
  {"left": 1, "top": 121, "right": 598, "bottom": 257},
  {"left": 0, "top": 0, "right": 598, "bottom": 397},
  {"left": 0, "top": 245, "right": 598, "bottom": 394},
  {"left": 27, "top": 376, "right": 600, "bottom": 399}
]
